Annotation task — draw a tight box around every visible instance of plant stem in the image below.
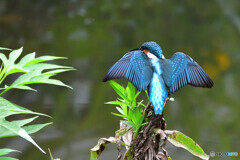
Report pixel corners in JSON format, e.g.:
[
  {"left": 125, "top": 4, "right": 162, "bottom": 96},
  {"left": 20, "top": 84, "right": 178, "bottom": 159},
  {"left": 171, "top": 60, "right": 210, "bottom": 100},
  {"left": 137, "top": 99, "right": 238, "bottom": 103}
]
[
  {"left": 122, "top": 101, "right": 152, "bottom": 160},
  {"left": 0, "top": 88, "right": 10, "bottom": 96}
]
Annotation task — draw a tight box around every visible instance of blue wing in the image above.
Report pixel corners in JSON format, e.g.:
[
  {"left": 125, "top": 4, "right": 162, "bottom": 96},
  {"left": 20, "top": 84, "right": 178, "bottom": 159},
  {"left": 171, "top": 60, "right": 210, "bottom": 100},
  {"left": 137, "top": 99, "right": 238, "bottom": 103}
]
[
  {"left": 103, "top": 50, "right": 153, "bottom": 91},
  {"left": 162, "top": 52, "right": 214, "bottom": 93}
]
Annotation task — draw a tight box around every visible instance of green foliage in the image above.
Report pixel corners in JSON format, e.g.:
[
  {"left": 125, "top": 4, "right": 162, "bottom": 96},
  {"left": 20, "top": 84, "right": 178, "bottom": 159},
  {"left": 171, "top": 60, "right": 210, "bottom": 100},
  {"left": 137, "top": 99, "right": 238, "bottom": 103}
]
[
  {"left": 0, "top": 47, "right": 73, "bottom": 159},
  {"left": 166, "top": 130, "right": 209, "bottom": 160},
  {"left": 99, "top": 81, "right": 209, "bottom": 160},
  {"left": 0, "top": 47, "right": 73, "bottom": 95},
  {"left": 0, "top": 148, "right": 19, "bottom": 160},
  {"left": 106, "top": 80, "right": 147, "bottom": 132}
]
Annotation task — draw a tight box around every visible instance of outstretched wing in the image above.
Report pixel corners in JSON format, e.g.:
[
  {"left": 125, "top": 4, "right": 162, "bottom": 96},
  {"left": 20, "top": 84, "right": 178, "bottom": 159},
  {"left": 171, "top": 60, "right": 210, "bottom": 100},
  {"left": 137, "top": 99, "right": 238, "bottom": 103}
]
[
  {"left": 103, "top": 50, "right": 153, "bottom": 91},
  {"left": 162, "top": 52, "right": 214, "bottom": 94}
]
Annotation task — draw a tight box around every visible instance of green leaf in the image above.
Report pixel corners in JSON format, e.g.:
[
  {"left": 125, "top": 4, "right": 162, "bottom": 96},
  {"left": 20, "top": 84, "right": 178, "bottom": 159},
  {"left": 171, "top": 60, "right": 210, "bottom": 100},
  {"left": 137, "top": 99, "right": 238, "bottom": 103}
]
[
  {"left": 6, "top": 65, "right": 28, "bottom": 75},
  {"left": 9, "top": 47, "right": 22, "bottom": 64},
  {"left": 0, "top": 119, "right": 46, "bottom": 154},
  {"left": 0, "top": 121, "right": 52, "bottom": 138},
  {"left": 23, "top": 123, "right": 52, "bottom": 135},
  {"left": 105, "top": 101, "right": 128, "bottom": 106},
  {"left": 0, "top": 97, "right": 51, "bottom": 153},
  {"left": 166, "top": 130, "right": 209, "bottom": 160},
  {"left": 0, "top": 157, "right": 18, "bottom": 160},
  {"left": 0, "top": 148, "right": 20, "bottom": 156},
  {"left": 24, "top": 63, "right": 72, "bottom": 71},
  {"left": 0, "top": 97, "right": 49, "bottom": 118},
  {"left": 109, "top": 81, "right": 126, "bottom": 100},
  {"left": 10, "top": 116, "right": 39, "bottom": 127},
  {"left": 0, "top": 47, "right": 73, "bottom": 95},
  {"left": 127, "top": 82, "right": 136, "bottom": 101},
  {"left": 6, "top": 85, "right": 37, "bottom": 92},
  {"left": 48, "top": 148, "right": 54, "bottom": 160},
  {"left": 24, "top": 56, "right": 66, "bottom": 66},
  {"left": 90, "top": 151, "right": 98, "bottom": 160},
  {"left": 116, "top": 107, "right": 125, "bottom": 115},
  {"left": 28, "top": 75, "right": 72, "bottom": 89},
  {"left": 111, "top": 112, "right": 126, "bottom": 118},
  {"left": 121, "top": 104, "right": 128, "bottom": 116},
  {"left": 0, "top": 54, "right": 8, "bottom": 65},
  {"left": 4, "top": 69, "right": 72, "bottom": 94},
  {"left": 0, "top": 47, "right": 12, "bottom": 51},
  {"left": 43, "top": 68, "right": 75, "bottom": 75},
  {"left": 17, "top": 52, "right": 36, "bottom": 67}
]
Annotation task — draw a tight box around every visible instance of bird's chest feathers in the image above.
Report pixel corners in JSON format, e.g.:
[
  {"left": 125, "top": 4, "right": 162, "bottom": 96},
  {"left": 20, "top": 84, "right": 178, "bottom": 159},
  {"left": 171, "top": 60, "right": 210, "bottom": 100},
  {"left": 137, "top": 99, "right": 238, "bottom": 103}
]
[{"left": 149, "top": 57, "right": 162, "bottom": 75}]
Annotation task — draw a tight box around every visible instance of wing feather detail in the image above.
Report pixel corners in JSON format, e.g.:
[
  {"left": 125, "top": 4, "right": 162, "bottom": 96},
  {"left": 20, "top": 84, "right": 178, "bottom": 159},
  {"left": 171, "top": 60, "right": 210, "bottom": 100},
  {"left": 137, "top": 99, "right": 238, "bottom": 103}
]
[
  {"left": 103, "top": 50, "right": 153, "bottom": 91},
  {"left": 162, "top": 52, "right": 214, "bottom": 93}
]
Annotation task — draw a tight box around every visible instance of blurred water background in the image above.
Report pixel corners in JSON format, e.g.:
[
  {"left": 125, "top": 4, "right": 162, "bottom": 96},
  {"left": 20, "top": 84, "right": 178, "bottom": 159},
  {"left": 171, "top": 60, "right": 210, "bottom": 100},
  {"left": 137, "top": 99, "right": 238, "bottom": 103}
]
[{"left": 0, "top": 0, "right": 239, "bottom": 159}]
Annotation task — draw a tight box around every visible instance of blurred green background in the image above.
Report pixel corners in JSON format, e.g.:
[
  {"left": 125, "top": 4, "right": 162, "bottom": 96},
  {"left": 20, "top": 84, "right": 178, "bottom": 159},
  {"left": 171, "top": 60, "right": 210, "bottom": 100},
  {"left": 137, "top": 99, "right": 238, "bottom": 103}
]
[{"left": 0, "top": 0, "right": 239, "bottom": 159}]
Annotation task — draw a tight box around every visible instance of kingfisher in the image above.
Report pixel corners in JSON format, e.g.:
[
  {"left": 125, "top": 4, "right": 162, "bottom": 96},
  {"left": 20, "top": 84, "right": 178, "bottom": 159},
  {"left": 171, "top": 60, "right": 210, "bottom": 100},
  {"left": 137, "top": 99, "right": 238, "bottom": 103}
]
[{"left": 103, "top": 41, "right": 214, "bottom": 115}]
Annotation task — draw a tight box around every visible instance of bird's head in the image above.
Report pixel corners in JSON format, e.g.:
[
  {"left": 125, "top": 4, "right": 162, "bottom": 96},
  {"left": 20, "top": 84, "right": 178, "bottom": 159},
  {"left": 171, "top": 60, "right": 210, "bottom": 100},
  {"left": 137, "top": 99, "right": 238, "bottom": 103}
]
[{"left": 140, "top": 41, "right": 164, "bottom": 59}]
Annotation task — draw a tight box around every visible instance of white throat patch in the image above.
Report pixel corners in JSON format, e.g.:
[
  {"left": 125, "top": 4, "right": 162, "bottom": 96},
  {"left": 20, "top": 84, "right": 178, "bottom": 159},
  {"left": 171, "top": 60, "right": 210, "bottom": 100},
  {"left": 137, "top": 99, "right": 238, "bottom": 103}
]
[{"left": 147, "top": 52, "right": 157, "bottom": 59}]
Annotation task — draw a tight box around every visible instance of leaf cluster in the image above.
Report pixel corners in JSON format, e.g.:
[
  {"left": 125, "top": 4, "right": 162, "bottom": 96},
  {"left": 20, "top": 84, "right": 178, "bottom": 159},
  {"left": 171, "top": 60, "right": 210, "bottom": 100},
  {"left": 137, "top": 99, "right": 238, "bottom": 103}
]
[
  {"left": 106, "top": 81, "right": 147, "bottom": 132},
  {"left": 93, "top": 81, "right": 210, "bottom": 160},
  {"left": 0, "top": 47, "right": 73, "bottom": 159}
]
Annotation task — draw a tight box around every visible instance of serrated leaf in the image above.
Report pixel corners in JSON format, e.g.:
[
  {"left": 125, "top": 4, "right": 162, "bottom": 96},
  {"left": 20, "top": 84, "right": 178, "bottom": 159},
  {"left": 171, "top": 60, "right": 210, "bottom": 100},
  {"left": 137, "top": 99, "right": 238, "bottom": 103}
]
[
  {"left": 12, "top": 116, "right": 39, "bottom": 127},
  {"left": 0, "top": 148, "right": 20, "bottom": 156},
  {"left": 43, "top": 68, "right": 75, "bottom": 75},
  {"left": 0, "top": 116, "right": 42, "bottom": 138},
  {"left": 24, "top": 56, "right": 66, "bottom": 66},
  {"left": 28, "top": 76, "right": 72, "bottom": 89},
  {"left": 7, "top": 69, "right": 72, "bottom": 92},
  {"left": 0, "top": 119, "right": 45, "bottom": 154},
  {"left": 6, "top": 65, "right": 28, "bottom": 75},
  {"left": 23, "top": 123, "right": 52, "bottom": 135},
  {"left": 166, "top": 130, "right": 209, "bottom": 160},
  {"left": 24, "top": 63, "right": 72, "bottom": 71},
  {"left": 11, "top": 70, "right": 42, "bottom": 86},
  {"left": 7, "top": 85, "right": 37, "bottom": 92},
  {"left": 0, "top": 47, "right": 73, "bottom": 95},
  {"left": 17, "top": 52, "right": 36, "bottom": 67},
  {"left": 0, "top": 97, "right": 50, "bottom": 119}
]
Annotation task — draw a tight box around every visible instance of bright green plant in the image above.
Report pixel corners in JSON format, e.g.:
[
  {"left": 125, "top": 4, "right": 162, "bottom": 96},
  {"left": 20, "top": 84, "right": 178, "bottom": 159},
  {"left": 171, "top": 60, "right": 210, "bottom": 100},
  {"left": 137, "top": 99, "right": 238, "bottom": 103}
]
[
  {"left": 106, "top": 81, "right": 147, "bottom": 133},
  {"left": 91, "top": 81, "right": 209, "bottom": 160},
  {"left": 0, "top": 47, "right": 73, "bottom": 159}
]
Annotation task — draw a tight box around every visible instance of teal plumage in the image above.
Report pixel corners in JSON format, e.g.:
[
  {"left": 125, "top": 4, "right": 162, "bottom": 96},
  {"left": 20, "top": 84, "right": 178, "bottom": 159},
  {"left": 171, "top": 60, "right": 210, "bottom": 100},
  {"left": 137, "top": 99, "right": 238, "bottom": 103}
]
[{"left": 103, "top": 41, "right": 214, "bottom": 115}]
